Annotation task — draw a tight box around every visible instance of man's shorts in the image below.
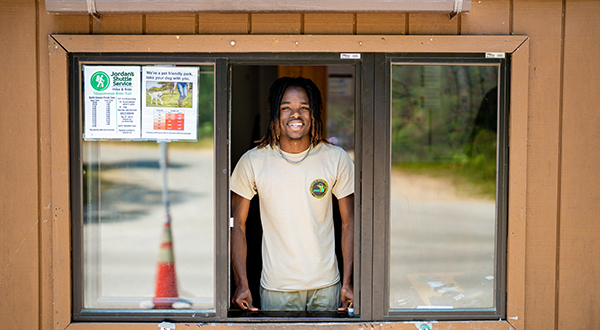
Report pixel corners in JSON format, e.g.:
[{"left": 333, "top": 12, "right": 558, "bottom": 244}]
[{"left": 259, "top": 282, "right": 341, "bottom": 311}]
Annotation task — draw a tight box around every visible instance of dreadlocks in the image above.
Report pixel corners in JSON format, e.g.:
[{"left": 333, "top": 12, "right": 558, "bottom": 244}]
[{"left": 256, "top": 76, "right": 328, "bottom": 149}]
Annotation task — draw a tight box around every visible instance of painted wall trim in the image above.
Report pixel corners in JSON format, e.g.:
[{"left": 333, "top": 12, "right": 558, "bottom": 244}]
[{"left": 51, "top": 34, "right": 525, "bottom": 54}]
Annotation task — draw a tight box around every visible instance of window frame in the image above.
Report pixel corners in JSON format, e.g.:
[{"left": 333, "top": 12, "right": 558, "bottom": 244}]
[
  {"left": 372, "top": 54, "right": 510, "bottom": 321},
  {"left": 69, "top": 53, "right": 367, "bottom": 323},
  {"left": 49, "top": 34, "right": 529, "bottom": 329},
  {"left": 225, "top": 56, "right": 366, "bottom": 323},
  {"left": 223, "top": 55, "right": 367, "bottom": 322},
  {"left": 69, "top": 54, "right": 222, "bottom": 321}
]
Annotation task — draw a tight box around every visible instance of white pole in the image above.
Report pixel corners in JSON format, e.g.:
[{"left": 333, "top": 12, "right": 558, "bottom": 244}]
[{"left": 159, "top": 141, "right": 170, "bottom": 217}]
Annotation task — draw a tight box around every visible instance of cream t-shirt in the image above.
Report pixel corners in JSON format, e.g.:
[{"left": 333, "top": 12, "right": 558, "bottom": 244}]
[{"left": 230, "top": 142, "right": 354, "bottom": 291}]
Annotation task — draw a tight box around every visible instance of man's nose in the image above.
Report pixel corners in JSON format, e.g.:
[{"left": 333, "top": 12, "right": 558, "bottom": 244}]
[{"left": 290, "top": 107, "right": 301, "bottom": 117}]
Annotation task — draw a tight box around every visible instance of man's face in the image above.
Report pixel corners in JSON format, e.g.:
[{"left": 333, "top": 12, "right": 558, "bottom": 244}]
[{"left": 278, "top": 86, "right": 312, "bottom": 143}]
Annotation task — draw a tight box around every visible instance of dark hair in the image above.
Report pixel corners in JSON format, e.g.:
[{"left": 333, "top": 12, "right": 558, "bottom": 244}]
[{"left": 256, "top": 76, "right": 328, "bottom": 149}]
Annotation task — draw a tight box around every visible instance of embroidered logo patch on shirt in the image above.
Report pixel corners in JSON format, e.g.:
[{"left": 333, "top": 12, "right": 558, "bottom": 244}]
[{"left": 310, "top": 179, "right": 328, "bottom": 199}]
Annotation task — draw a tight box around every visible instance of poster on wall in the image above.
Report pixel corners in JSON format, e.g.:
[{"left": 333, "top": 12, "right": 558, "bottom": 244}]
[
  {"left": 141, "top": 66, "right": 199, "bottom": 141},
  {"left": 83, "top": 66, "right": 141, "bottom": 140}
]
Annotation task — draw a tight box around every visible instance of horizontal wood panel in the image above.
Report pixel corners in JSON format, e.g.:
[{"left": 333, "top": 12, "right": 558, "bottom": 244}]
[
  {"left": 356, "top": 13, "right": 406, "bottom": 35},
  {"left": 198, "top": 14, "right": 249, "bottom": 34},
  {"left": 92, "top": 14, "right": 142, "bottom": 33},
  {"left": 304, "top": 14, "right": 354, "bottom": 34},
  {"left": 53, "top": 34, "right": 528, "bottom": 53},
  {"left": 145, "top": 14, "right": 196, "bottom": 34},
  {"left": 252, "top": 14, "right": 302, "bottom": 34},
  {"left": 53, "top": 14, "right": 91, "bottom": 34},
  {"left": 408, "top": 13, "right": 458, "bottom": 35}
]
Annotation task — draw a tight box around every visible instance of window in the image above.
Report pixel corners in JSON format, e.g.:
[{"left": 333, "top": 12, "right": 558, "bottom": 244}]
[
  {"left": 372, "top": 55, "right": 508, "bottom": 320},
  {"left": 68, "top": 49, "right": 514, "bottom": 323},
  {"left": 71, "top": 57, "right": 220, "bottom": 320},
  {"left": 228, "top": 64, "right": 357, "bottom": 317}
]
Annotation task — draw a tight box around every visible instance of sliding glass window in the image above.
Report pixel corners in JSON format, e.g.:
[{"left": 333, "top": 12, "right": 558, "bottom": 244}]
[
  {"left": 383, "top": 58, "right": 508, "bottom": 319},
  {"left": 72, "top": 59, "right": 216, "bottom": 317}
]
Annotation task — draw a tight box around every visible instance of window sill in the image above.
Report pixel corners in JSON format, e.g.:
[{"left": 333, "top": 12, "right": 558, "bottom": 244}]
[{"left": 66, "top": 320, "right": 513, "bottom": 329}]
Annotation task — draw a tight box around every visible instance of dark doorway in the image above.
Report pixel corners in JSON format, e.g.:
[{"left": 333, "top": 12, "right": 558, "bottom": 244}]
[{"left": 229, "top": 64, "right": 356, "bottom": 312}]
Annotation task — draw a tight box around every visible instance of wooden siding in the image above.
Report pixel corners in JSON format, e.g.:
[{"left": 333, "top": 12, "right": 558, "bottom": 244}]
[
  {"left": 559, "top": 1, "right": 600, "bottom": 329},
  {"left": 1, "top": 0, "right": 599, "bottom": 329},
  {"left": 355, "top": 14, "right": 406, "bottom": 35},
  {"left": 252, "top": 14, "right": 302, "bottom": 34},
  {"left": 145, "top": 14, "right": 196, "bottom": 34},
  {"left": 198, "top": 14, "right": 250, "bottom": 34},
  {"left": 513, "top": 1, "right": 564, "bottom": 329},
  {"left": 0, "top": 1, "right": 39, "bottom": 329}
]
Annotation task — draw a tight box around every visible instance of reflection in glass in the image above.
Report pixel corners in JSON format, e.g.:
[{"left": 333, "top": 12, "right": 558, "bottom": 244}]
[
  {"left": 389, "top": 64, "right": 499, "bottom": 310},
  {"left": 83, "top": 67, "right": 215, "bottom": 310},
  {"left": 326, "top": 66, "right": 355, "bottom": 159}
]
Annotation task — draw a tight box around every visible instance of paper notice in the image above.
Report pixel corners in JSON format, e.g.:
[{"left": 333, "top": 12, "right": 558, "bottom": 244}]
[
  {"left": 141, "top": 66, "right": 199, "bottom": 141},
  {"left": 83, "top": 66, "right": 141, "bottom": 140}
]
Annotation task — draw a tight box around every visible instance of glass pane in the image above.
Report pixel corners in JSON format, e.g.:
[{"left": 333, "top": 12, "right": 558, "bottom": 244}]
[
  {"left": 326, "top": 66, "right": 355, "bottom": 159},
  {"left": 389, "top": 64, "right": 499, "bottom": 310},
  {"left": 82, "top": 66, "right": 215, "bottom": 310}
]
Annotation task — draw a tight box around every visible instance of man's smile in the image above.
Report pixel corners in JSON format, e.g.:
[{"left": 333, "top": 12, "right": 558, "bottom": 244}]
[{"left": 287, "top": 121, "right": 305, "bottom": 130}]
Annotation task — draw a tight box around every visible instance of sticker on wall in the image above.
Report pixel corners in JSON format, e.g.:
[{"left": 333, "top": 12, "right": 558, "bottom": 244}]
[
  {"left": 141, "top": 66, "right": 199, "bottom": 141},
  {"left": 83, "top": 65, "right": 142, "bottom": 140}
]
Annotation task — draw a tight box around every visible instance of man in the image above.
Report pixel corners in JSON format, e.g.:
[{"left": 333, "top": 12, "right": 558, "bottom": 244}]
[{"left": 230, "top": 77, "right": 354, "bottom": 312}]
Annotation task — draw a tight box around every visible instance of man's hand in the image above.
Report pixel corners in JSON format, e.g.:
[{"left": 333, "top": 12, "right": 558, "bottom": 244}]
[
  {"left": 338, "top": 283, "right": 354, "bottom": 311},
  {"left": 231, "top": 286, "right": 258, "bottom": 311}
]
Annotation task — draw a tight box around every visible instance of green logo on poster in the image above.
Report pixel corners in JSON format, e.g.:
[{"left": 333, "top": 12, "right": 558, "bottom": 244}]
[{"left": 90, "top": 71, "right": 110, "bottom": 91}]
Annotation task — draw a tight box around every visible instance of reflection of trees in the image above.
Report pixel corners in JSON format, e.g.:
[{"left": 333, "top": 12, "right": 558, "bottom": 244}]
[
  {"left": 391, "top": 65, "right": 497, "bottom": 164},
  {"left": 391, "top": 65, "right": 498, "bottom": 197},
  {"left": 197, "top": 72, "right": 214, "bottom": 140}
]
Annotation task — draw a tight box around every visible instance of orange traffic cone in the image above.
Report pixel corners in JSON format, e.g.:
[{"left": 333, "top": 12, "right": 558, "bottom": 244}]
[{"left": 153, "top": 215, "right": 178, "bottom": 309}]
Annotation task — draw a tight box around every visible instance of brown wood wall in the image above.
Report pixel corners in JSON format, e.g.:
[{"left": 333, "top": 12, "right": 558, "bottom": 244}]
[{"left": 1, "top": 0, "right": 599, "bottom": 329}]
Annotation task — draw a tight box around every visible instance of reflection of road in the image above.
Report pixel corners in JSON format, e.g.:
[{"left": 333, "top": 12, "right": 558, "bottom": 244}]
[
  {"left": 84, "top": 145, "right": 495, "bottom": 310},
  {"left": 389, "top": 169, "right": 496, "bottom": 309},
  {"left": 84, "top": 143, "right": 214, "bottom": 309}
]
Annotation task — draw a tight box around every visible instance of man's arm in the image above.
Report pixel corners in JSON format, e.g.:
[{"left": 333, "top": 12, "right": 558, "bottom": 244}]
[
  {"left": 337, "top": 193, "right": 354, "bottom": 311},
  {"left": 230, "top": 192, "right": 258, "bottom": 311}
]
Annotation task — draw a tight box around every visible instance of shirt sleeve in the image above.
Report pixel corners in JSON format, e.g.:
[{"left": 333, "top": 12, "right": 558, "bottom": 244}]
[
  {"left": 230, "top": 151, "right": 257, "bottom": 200},
  {"left": 332, "top": 148, "right": 354, "bottom": 199}
]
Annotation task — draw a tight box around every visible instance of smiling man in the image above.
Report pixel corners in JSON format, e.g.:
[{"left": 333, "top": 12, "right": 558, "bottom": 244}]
[{"left": 230, "top": 77, "right": 355, "bottom": 312}]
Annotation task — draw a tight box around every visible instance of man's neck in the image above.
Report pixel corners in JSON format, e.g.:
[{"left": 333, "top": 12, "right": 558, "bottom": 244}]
[{"left": 279, "top": 137, "right": 311, "bottom": 153}]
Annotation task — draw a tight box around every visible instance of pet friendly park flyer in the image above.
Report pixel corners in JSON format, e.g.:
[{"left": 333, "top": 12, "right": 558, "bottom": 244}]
[
  {"left": 141, "top": 66, "right": 199, "bottom": 141},
  {"left": 83, "top": 66, "right": 142, "bottom": 140}
]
